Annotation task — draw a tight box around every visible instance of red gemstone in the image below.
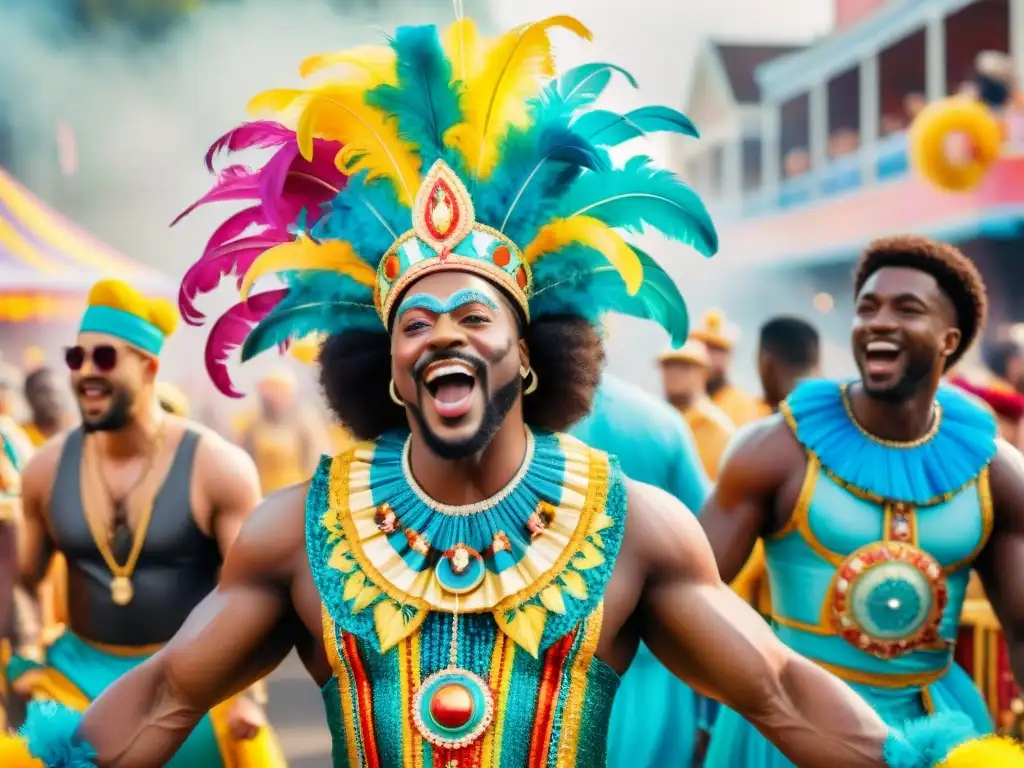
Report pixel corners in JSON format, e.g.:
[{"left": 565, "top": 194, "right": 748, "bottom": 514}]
[
  {"left": 492, "top": 245, "right": 511, "bottom": 267},
  {"left": 425, "top": 180, "right": 461, "bottom": 241},
  {"left": 429, "top": 683, "right": 475, "bottom": 730},
  {"left": 516, "top": 266, "right": 528, "bottom": 289},
  {"left": 840, "top": 566, "right": 855, "bottom": 581},
  {"left": 384, "top": 254, "right": 401, "bottom": 280}
]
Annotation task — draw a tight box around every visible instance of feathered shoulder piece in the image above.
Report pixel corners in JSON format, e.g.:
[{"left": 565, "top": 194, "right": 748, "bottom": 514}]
[{"left": 175, "top": 14, "right": 718, "bottom": 396}]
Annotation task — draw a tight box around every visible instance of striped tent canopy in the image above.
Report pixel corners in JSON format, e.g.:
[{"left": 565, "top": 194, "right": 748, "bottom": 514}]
[{"left": 0, "top": 167, "right": 171, "bottom": 324}]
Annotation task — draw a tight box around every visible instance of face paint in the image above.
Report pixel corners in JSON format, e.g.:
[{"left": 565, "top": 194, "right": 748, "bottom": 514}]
[{"left": 396, "top": 289, "right": 499, "bottom": 321}]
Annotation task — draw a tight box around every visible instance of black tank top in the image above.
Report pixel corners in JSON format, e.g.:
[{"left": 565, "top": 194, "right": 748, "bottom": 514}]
[{"left": 50, "top": 428, "right": 222, "bottom": 645}]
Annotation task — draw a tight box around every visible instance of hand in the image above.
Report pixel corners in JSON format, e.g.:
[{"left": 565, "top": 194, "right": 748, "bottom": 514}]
[{"left": 225, "top": 696, "right": 266, "bottom": 741}]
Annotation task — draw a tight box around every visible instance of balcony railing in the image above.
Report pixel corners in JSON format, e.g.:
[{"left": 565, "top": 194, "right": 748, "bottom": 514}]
[{"left": 737, "top": 131, "right": 911, "bottom": 219}]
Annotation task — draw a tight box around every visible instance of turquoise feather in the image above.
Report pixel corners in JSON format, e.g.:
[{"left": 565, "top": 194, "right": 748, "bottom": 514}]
[
  {"left": 365, "top": 25, "right": 462, "bottom": 169},
  {"left": 573, "top": 105, "right": 699, "bottom": 147},
  {"left": 314, "top": 175, "right": 408, "bottom": 267},
  {"left": 555, "top": 155, "right": 718, "bottom": 256},
  {"left": 480, "top": 125, "right": 606, "bottom": 248},
  {"left": 547, "top": 62, "right": 638, "bottom": 111},
  {"left": 531, "top": 245, "right": 689, "bottom": 343},
  {"left": 241, "top": 278, "right": 378, "bottom": 361}
]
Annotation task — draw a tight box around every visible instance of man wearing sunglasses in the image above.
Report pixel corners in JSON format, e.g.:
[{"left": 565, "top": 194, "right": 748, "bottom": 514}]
[{"left": 11, "top": 279, "right": 285, "bottom": 767}]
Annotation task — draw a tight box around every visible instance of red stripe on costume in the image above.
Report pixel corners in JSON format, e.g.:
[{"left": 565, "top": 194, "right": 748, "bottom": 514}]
[
  {"left": 526, "top": 630, "right": 577, "bottom": 768},
  {"left": 342, "top": 633, "right": 381, "bottom": 768}
]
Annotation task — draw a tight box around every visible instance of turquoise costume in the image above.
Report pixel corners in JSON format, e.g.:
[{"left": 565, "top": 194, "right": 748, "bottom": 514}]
[
  {"left": 9, "top": 634, "right": 224, "bottom": 767},
  {"left": 705, "top": 378, "right": 998, "bottom": 767},
  {"left": 571, "top": 374, "right": 710, "bottom": 766}
]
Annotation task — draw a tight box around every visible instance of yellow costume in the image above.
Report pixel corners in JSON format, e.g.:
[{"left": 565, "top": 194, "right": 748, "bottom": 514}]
[{"left": 690, "top": 309, "right": 762, "bottom": 427}]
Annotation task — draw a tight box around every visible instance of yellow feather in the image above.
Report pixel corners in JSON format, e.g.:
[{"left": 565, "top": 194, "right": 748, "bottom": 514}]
[
  {"left": 299, "top": 45, "right": 397, "bottom": 84},
  {"left": 524, "top": 216, "right": 643, "bottom": 295},
  {"left": 247, "top": 88, "right": 309, "bottom": 116},
  {"left": 442, "top": 18, "right": 488, "bottom": 85},
  {"left": 539, "top": 585, "right": 567, "bottom": 614},
  {"left": 560, "top": 569, "right": 588, "bottom": 600},
  {"left": 0, "top": 736, "right": 44, "bottom": 768},
  {"left": 494, "top": 604, "right": 547, "bottom": 658},
  {"left": 343, "top": 571, "right": 366, "bottom": 601},
  {"left": 240, "top": 237, "right": 376, "bottom": 300},
  {"left": 444, "top": 15, "right": 591, "bottom": 178},
  {"left": 938, "top": 736, "right": 1024, "bottom": 767},
  {"left": 294, "top": 85, "right": 422, "bottom": 206}
]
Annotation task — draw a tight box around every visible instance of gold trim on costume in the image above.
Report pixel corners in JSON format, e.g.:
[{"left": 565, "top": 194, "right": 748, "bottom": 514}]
[
  {"left": 814, "top": 658, "right": 950, "bottom": 689},
  {"left": 772, "top": 613, "right": 835, "bottom": 637},
  {"left": 555, "top": 601, "right": 604, "bottom": 767},
  {"left": 943, "top": 467, "right": 994, "bottom": 573},
  {"left": 766, "top": 452, "right": 820, "bottom": 541},
  {"left": 78, "top": 637, "right": 165, "bottom": 657},
  {"left": 321, "top": 606, "right": 361, "bottom": 768},
  {"left": 840, "top": 383, "right": 942, "bottom": 449}
]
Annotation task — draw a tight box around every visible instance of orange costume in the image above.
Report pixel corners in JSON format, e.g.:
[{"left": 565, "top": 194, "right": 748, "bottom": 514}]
[{"left": 689, "top": 309, "right": 762, "bottom": 428}]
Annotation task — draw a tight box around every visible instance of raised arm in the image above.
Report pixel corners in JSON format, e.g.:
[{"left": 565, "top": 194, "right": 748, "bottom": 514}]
[
  {"left": 74, "top": 484, "right": 307, "bottom": 767},
  {"left": 974, "top": 439, "right": 1024, "bottom": 689},
  {"left": 193, "top": 430, "right": 263, "bottom": 555},
  {"left": 698, "top": 415, "right": 798, "bottom": 582}
]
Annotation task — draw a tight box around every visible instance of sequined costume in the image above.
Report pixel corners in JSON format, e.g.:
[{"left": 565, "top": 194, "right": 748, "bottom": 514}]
[
  {"left": 706, "top": 379, "right": 998, "bottom": 767},
  {"left": 572, "top": 374, "right": 709, "bottom": 766}
]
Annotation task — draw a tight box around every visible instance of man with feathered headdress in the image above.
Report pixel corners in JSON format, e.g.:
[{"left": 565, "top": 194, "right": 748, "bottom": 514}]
[
  {"left": 5, "top": 14, "right": 1022, "bottom": 768},
  {"left": 8, "top": 280, "right": 285, "bottom": 767}
]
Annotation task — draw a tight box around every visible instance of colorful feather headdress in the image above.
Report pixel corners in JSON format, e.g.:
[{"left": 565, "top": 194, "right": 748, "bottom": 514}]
[{"left": 176, "top": 14, "right": 718, "bottom": 396}]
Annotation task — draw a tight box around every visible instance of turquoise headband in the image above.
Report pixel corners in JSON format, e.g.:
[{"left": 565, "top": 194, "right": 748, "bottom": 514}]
[{"left": 79, "top": 306, "right": 165, "bottom": 357}]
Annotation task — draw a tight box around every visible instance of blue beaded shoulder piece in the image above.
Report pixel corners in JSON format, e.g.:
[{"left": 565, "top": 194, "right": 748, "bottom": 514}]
[
  {"left": 781, "top": 379, "right": 997, "bottom": 506},
  {"left": 305, "top": 428, "right": 627, "bottom": 658}
]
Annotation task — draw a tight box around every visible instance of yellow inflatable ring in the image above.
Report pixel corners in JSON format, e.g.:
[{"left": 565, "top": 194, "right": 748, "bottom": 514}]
[{"left": 909, "top": 96, "right": 1003, "bottom": 193}]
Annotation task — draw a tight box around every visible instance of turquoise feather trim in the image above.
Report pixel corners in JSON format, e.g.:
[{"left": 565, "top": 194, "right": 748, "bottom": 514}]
[
  {"left": 21, "top": 701, "right": 97, "bottom": 767},
  {"left": 784, "top": 379, "right": 997, "bottom": 505},
  {"left": 883, "top": 712, "right": 978, "bottom": 767}
]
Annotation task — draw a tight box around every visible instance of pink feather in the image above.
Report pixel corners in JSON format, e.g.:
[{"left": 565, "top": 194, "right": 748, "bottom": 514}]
[
  {"left": 171, "top": 165, "right": 260, "bottom": 226},
  {"left": 201, "top": 205, "right": 268, "bottom": 258},
  {"left": 205, "top": 289, "right": 289, "bottom": 397},
  {"left": 179, "top": 234, "right": 292, "bottom": 325},
  {"left": 205, "top": 121, "right": 295, "bottom": 172}
]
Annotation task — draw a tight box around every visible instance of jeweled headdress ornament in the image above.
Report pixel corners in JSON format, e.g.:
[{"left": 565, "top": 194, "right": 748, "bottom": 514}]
[{"left": 175, "top": 13, "right": 718, "bottom": 396}]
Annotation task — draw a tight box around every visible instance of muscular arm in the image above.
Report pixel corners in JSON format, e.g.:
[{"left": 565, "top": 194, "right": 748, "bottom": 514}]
[
  {"left": 194, "top": 431, "right": 263, "bottom": 555},
  {"left": 78, "top": 485, "right": 306, "bottom": 767},
  {"left": 974, "top": 439, "right": 1024, "bottom": 689},
  {"left": 698, "top": 416, "right": 799, "bottom": 582},
  {"left": 17, "top": 442, "right": 59, "bottom": 592},
  {"left": 634, "top": 481, "right": 889, "bottom": 767}
]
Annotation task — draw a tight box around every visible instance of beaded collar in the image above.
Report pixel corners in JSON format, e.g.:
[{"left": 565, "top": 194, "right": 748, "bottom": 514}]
[
  {"left": 306, "top": 428, "right": 626, "bottom": 657},
  {"left": 782, "top": 379, "right": 997, "bottom": 506}
]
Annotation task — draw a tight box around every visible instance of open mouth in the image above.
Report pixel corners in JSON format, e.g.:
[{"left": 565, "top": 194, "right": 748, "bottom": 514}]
[
  {"left": 423, "top": 360, "right": 477, "bottom": 419},
  {"left": 863, "top": 340, "right": 902, "bottom": 375},
  {"left": 78, "top": 380, "right": 112, "bottom": 402}
]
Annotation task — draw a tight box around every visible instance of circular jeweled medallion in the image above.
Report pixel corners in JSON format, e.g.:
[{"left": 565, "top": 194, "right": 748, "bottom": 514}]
[
  {"left": 110, "top": 575, "right": 134, "bottom": 606},
  {"left": 434, "top": 544, "right": 485, "bottom": 595},
  {"left": 412, "top": 668, "right": 495, "bottom": 748},
  {"left": 830, "top": 541, "right": 947, "bottom": 659}
]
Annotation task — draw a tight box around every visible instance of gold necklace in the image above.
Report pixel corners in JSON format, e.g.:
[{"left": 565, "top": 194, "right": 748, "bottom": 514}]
[{"left": 81, "top": 419, "right": 167, "bottom": 606}]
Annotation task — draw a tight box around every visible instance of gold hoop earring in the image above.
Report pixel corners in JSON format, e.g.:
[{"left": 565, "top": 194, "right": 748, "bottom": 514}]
[
  {"left": 521, "top": 367, "right": 538, "bottom": 396},
  {"left": 389, "top": 378, "right": 404, "bottom": 406}
]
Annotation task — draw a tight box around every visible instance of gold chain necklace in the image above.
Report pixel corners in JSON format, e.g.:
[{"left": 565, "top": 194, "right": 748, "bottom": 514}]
[{"left": 81, "top": 419, "right": 167, "bottom": 606}]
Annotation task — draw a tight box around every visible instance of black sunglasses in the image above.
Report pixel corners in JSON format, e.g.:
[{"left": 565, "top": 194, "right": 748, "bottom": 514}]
[{"left": 65, "top": 345, "right": 118, "bottom": 372}]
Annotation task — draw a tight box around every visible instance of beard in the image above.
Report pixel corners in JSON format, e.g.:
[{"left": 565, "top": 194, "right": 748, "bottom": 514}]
[
  {"left": 407, "top": 345, "right": 521, "bottom": 461},
  {"left": 859, "top": 349, "right": 936, "bottom": 403},
  {"left": 81, "top": 389, "right": 133, "bottom": 433}
]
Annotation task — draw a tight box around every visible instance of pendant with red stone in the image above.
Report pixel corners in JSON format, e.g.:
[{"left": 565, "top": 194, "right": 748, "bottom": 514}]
[{"left": 412, "top": 668, "right": 494, "bottom": 748}]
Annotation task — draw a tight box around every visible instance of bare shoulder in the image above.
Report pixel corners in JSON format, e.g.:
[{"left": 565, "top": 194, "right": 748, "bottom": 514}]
[
  {"left": 221, "top": 480, "right": 311, "bottom": 585},
  {"left": 20, "top": 431, "right": 70, "bottom": 503},
  {"left": 987, "top": 438, "right": 1024, "bottom": 531},
  {"left": 717, "top": 413, "right": 803, "bottom": 497},
  {"left": 625, "top": 479, "right": 719, "bottom": 586},
  {"left": 190, "top": 420, "right": 260, "bottom": 488}
]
